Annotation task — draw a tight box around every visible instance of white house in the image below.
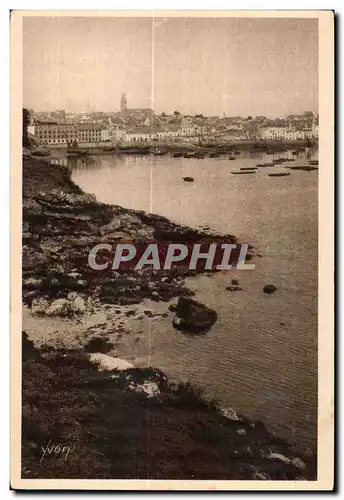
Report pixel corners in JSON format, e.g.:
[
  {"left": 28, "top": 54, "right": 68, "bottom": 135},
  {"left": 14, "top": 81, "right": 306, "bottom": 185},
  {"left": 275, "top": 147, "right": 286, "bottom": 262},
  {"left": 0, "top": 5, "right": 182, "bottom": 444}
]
[
  {"left": 100, "top": 128, "right": 112, "bottom": 141},
  {"left": 259, "top": 126, "right": 315, "bottom": 141}
]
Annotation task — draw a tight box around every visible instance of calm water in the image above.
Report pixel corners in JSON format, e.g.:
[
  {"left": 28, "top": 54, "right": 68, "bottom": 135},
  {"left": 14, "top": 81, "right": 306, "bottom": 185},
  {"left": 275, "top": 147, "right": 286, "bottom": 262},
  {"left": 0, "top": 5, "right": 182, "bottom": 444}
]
[{"left": 69, "top": 149, "right": 318, "bottom": 449}]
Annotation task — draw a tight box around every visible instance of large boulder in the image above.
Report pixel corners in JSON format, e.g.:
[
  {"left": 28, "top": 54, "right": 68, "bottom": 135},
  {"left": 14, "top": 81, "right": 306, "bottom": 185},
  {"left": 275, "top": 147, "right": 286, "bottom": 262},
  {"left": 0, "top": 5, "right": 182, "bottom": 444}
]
[
  {"left": 88, "top": 353, "right": 134, "bottom": 371},
  {"left": 173, "top": 296, "right": 217, "bottom": 333},
  {"left": 31, "top": 294, "right": 86, "bottom": 317}
]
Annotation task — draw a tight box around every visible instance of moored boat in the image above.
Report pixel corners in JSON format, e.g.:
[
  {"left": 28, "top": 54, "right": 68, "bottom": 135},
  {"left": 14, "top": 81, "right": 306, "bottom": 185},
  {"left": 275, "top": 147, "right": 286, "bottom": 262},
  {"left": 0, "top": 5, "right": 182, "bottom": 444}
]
[
  {"left": 231, "top": 171, "right": 256, "bottom": 175},
  {"left": 152, "top": 149, "right": 165, "bottom": 156},
  {"left": 32, "top": 148, "right": 52, "bottom": 157},
  {"left": 287, "top": 166, "right": 318, "bottom": 172},
  {"left": 268, "top": 172, "right": 291, "bottom": 177}
]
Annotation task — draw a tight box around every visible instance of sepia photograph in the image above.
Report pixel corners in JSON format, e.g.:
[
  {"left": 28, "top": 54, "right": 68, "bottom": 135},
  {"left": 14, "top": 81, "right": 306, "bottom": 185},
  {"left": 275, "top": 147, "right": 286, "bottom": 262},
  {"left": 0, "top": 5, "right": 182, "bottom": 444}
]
[{"left": 11, "top": 10, "right": 334, "bottom": 490}]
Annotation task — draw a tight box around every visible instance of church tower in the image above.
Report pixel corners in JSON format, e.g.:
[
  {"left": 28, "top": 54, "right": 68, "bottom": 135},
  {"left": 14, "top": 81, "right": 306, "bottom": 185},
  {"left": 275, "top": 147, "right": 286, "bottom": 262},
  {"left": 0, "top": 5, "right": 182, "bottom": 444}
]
[{"left": 120, "top": 93, "right": 127, "bottom": 112}]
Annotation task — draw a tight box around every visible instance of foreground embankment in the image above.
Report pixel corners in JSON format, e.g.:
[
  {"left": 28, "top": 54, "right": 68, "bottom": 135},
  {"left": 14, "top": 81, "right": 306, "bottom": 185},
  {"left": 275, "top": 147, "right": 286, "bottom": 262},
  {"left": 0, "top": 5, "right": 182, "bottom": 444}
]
[{"left": 21, "top": 156, "right": 317, "bottom": 480}]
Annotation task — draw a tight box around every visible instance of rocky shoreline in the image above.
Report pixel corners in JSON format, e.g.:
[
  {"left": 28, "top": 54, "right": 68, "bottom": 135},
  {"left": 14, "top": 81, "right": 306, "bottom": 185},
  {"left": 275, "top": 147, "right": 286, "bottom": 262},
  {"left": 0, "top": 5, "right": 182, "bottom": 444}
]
[
  {"left": 21, "top": 156, "right": 317, "bottom": 480},
  {"left": 23, "top": 156, "right": 248, "bottom": 309}
]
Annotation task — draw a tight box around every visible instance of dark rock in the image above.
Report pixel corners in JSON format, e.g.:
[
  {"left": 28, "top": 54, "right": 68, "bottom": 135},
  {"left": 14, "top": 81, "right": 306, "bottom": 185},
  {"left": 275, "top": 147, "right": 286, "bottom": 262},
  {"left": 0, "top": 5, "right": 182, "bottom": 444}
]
[
  {"left": 263, "top": 284, "right": 277, "bottom": 294},
  {"left": 84, "top": 336, "right": 114, "bottom": 354},
  {"left": 168, "top": 303, "right": 177, "bottom": 312},
  {"left": 125, "top": 309, "right": 137, "bottom": 317},
  {"left": 231, "top": 279, "right": 239, "bottom": 286},
  {"left": 22, "top": 331, "right": 40, "bottom": 361},
  {"left": 173, "top": 296, "right": 217, "bottom": 333},
  {"left": 226, "top": 286, "right": 243, "bottom": 292}
]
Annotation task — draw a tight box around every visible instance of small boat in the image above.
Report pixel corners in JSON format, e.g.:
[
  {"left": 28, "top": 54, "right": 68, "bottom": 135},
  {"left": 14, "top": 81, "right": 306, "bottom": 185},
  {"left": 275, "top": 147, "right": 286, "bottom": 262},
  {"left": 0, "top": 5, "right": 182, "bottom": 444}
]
[
  {"left": 183, "top": 176, "right": 194, "bottom": 182},
  {"left": 240, "top": 167, "right": 257, "bottom": 171},
  {"left": 173, "top": 152, "right": 183, "bottom": 158},
  {"left": 263, "top": 163, "right": 275, "bottom": 167},
  {"left": 268, "top": 172, "right": 291, "bottom": 177},
  {"left": 67, "top": 148, "right": 90, "bottom": 158},
  {"left": 102, "top": 146, "right": 116, "bottom": 152},
  {"left": 231, "top": 171, "right": 256, "bottom": 175},
  {"left": 32, "top": 148, "right": 52, "bottom": 157},
  {"left": 287, "top": 166, "right": 318, "bottom": 172},
  {"left": 228, "top": 156, "right": 236, "bottom": 160},
  {"left": 256, "top": 163, "right": 266, "bottom": 167},
  {"left": 153, "top": 150, "right": 165, "bottom": 156},
  {"left": 308, "top": 160, "right": 319, "bottom": 165}
]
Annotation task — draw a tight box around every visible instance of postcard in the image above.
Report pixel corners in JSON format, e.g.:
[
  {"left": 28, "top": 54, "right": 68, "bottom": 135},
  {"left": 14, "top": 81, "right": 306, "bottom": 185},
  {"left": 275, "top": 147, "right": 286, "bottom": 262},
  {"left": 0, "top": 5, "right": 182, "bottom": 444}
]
[{"left": 11, "top": 10, "right": 334, "bottom": 491}]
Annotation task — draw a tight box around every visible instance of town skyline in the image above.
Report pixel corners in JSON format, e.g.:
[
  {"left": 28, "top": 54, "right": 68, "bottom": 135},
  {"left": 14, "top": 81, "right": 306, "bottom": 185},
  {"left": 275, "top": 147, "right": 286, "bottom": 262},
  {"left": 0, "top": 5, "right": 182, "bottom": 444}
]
[
  {"left": 26, "top": 103, "right": 318, "bottom": 120},
  {"left": 23, "top": 16, "right": 318, "bottom": 118}
]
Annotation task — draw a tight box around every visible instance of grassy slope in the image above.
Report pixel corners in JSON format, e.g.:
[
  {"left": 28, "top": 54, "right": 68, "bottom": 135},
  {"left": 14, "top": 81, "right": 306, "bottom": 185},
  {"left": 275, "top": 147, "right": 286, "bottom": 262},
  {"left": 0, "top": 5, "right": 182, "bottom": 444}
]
[{"left": 22, "top": 342, "right": 317, "bottom": 480}]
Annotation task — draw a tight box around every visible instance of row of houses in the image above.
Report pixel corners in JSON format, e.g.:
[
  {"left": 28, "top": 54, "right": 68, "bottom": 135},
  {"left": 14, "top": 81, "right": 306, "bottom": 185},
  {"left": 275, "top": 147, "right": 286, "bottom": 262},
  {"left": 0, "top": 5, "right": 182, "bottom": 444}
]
[
  {"left": 28, "top": 121, "right": 319, "bottom": 147},
  {"left": 258, "top": 123, "right": 319, "bottom": 141},
  {"left": 29, "top": 121, "right": 204, "bottom": 145}
]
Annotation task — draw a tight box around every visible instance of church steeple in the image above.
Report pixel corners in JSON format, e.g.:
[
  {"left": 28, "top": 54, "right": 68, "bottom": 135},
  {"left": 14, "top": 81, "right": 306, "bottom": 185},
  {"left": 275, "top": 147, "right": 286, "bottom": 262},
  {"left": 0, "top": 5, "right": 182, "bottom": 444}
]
[{"left": 120, "top": 93, "right": 127, "bottom": 112}]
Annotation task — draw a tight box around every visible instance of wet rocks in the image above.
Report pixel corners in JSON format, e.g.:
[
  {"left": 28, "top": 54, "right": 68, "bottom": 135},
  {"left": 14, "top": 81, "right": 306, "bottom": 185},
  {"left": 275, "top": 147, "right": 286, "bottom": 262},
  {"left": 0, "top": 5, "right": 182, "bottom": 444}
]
[
  {"left": 263, "top": 284, "right": 277, "bottom": 294},
  {"left": 172, "top": 296, "right": 217, "bottom": 333}
]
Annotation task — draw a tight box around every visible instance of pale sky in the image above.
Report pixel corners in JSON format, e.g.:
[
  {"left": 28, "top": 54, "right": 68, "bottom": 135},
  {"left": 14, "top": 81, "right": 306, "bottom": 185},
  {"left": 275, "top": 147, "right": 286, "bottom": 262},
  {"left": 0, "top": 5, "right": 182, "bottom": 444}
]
[{"left": 23, "top": 16, "right": 318, "bottom": 117}]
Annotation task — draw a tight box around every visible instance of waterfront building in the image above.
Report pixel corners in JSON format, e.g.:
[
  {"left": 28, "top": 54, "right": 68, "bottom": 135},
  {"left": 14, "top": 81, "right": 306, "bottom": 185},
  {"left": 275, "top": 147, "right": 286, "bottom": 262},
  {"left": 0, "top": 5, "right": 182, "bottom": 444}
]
[
  {"left": 33, "top": 122, "right": 103, "bottom": 145},
  {"left": 259, "top": 126, "right": 316, "bottom": 141}
]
